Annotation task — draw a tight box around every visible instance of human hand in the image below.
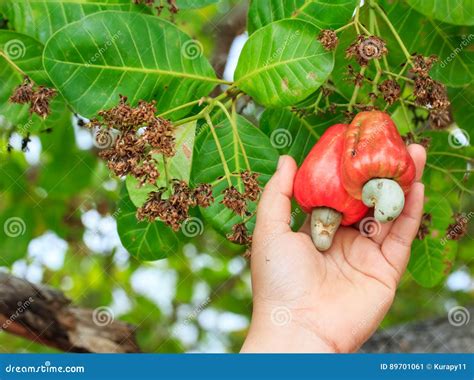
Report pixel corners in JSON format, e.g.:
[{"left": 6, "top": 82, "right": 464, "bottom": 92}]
[{"left": 241, "top": 145, "right": 426, "bottom": 353}]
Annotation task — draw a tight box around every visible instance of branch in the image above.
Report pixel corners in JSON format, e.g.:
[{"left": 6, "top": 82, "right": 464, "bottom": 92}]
[
  {"left": 362, "top": 307, "right": 474, "bottom": 352},
  {"left": 0, "top": 273, "right": 140, "bottom": 353}
]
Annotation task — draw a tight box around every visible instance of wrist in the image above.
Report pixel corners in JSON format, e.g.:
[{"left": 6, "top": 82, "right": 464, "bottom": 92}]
[{"left": 241, "top": 304, "right": 338, "bottom": 353}]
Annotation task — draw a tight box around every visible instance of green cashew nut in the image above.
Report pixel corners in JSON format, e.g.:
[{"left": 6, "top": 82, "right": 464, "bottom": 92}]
[
  {"left": 311, "top": 207, "right": 342, "bottom": 252},
  {"left": 362, "top": 178, "right": 405, "bottom": 223}
]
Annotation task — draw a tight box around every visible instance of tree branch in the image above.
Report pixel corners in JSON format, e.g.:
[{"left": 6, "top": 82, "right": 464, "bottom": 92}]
[{"left": 0, "top": 273, "right": 140, "bottom": 353}]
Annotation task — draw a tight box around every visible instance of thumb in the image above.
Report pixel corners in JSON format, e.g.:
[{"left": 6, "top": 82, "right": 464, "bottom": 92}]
[{"left": 255, "top": 155, "right": 297, "bottom": 235}]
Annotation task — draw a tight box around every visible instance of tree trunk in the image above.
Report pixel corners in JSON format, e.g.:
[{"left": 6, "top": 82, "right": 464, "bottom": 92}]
[
  {"left": 363, "top": 308, "right": 473, "bottom": 353},
  {"left": 0, "top": 273, "right": 140, "bottom": 353}
]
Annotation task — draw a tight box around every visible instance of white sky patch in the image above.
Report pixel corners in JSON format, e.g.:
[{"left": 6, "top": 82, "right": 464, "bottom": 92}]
[
  {"left": 446, "top": 269, "right": 473, "bottom": 291},
  {"left": 223, "top": 32, "right": 248, "bottom": 82},
  {"left": 82, "top": 209, "right": 124, "bottom": 254},
  {"left": 28, "top": 231, "right": 67, "bottom": 270},
  {"left": 11, "top": 260, "right": 44, "bottom": 284},
  {"left": 72, "top": 115, "right": 93, "bottom": 150},
  {"left": 110, "top": 287, "right": 133, "bottom": 317},
  {"left": 130, "top": 265, "right": 177, "bottom": 316}
]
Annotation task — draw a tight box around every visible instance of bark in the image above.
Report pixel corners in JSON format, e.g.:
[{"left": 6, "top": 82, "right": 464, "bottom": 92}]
[
  {"left": 0, "top": 273, "right": 140, "bottom": 353},
  {"left": 362, "top": 308, "right": 474, "bottom": 353}
]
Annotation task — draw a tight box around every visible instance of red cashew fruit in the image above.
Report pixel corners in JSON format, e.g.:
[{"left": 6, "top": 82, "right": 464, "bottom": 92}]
[
  {"left": 341, "top": 111, "right": 416, "bottom": 223},
  {"left": 294, "top": 124, "right": 368, "bottom": 251}
]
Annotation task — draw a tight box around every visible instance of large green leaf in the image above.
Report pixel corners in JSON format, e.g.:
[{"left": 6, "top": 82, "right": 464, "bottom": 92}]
[
  {"left": 176, "top": 0, "right": 219, "bottom": 9},
  {"left": 379, "top": 0, "right": 474, "bottom": 87},
  {"left": 247, "top": 0, "right": 358, "bottom": 34},
  {"left": 4, "top": 0, "right": 148, "bottom": 43},
  {"left": 0, "top": 30, "right": 48, "bottom": 124},
  {"left": 235, "top": 19, "right": 334, "bottom": 107},
  {"left": 260, "top": 108, "right": 344, "bottom": 165},
  {"left": 406, "top": 0, "right": 474, "bottom": 26},
  {"left": 116, "top": 188, "right": 179, "bottom": 261},
  {"left": 126, "top": 121, "right": 197, "bottom": 207},
  {"left": 191, "top": 115, "right": 279, "bottom": 237},
  {"left": 43, "top": 11, "right": 219, "bottom": 119},
  {"left": 408, "top": 195, "right": 458, "bottom": 287},
  {"left": 449, "top": 84, "right": 474, "bottom": 133}
]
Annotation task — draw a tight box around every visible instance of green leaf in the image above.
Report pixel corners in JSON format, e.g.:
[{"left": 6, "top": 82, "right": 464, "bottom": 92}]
[
  {"left": 235, "top": 19, "right": 334, "bottom": 107},
  {"left": 247, "top": 0, "right": 358, "bottom": 34},
  {"left": 379, "top": 0, "right": 474, "bottom": 87},
  {"left": 408, "top": 195, "right": 457, "bottom": 287},
  {"left": 43, "top": 11, "right": 219, "bottom": 119},
  {"left": 176, "top": 0, "right": 219, "bottom": 9},
  {"left": 4, "top": 0, "right": 148, "bottom": 43},
  {"left": 449, "top": 84, "right": 474, "bottom": 132},
  {"left": 0, "top": 30, "right": 48, "bottom": 124},
  {"left": 126, "top": 121, "right": 197, "bottom": 207},
  {"left": 116, "top": 188, "right": 179, "bottom": 261},
  {"left": 191, "top": 115, "right": 279, "bottom": 237},
  {"left": 0, "top": 206, "right": 34, "bottom": 266},
  {"left": 405, "top": 0, "right": 474, "bottom": 26},
  {"left": 260, "top": 108, "right": 344, "bottom": 165}
]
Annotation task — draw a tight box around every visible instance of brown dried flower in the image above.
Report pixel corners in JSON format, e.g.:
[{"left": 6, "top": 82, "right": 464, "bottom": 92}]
[
  {"left": 227, "top": 223, "right": 251, "bottom": 245},
  {"left": 131, "top": 156, "right": 160, "bottom": 186},
  {"left": 29, "top": 86, "right": 57, "bottom": 118},
  {"left": 193, "top": 183, "right": 214, "bottom": 208},
  {"left": 346, "top": 35, "right": 387, "bottom": 66},
  {"left": 221, "top": 186, "right": 247, "bottom": 216},
  {"left": 410, "top": 54, "right": 438, "bottom": 77},
  {"left": 318, "top": 29, "right": 338, "bottom": 51},
  {"left": 9, "top": 78, "right": 34, "bottom": 104},
  {"left": 240, "top": 170, "right": 260, "bottom": 201},
  {"left": 416, "top": 213, "right": 432, "bottom": 240},
  {"left": 446, "top": 213, "right": 469, "bottom": 241},
  {"left": 414, "top": 76, "right": 450, "bottom": 110},
  {"left": 378, "top": 79, "right": 401, "bottom": 105},
  {"left": 429, "top": 108, "right": 451, "bottom": 130},
  {"left": 142, "top": 118, "right": 175, "bottom": 157}
]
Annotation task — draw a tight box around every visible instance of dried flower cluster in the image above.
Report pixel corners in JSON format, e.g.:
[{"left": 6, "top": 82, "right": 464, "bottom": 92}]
[
  {"left": 134, "top": 0, "right": 178, "bottom": 15},
  {"left": 410, "top": 54, "right": 451, "bottom": 129},
  {"left": 378, "top": 79, "right": 401, "bottom": 105},
  {"left": 446, "top": 213, "right": 469, "bottom": 241},
  {"left": 318, "top": 29, "right": 338, "bottom": 51},
  {"left": 89, "top": 95, "right": 175, "bottom": 183},
  {"left": 416, "top": 212, "right": 432, "bottom": 240},
  {"left": 10, "top": 77, "right": 57, "bottom": 118},
  {"left": 402, "top": 132, "right": 431, "bottom": 149},
  {"left": 346, "top": 35, "right": 387, "bottom": 66},
  {"left": 227, "top": 223, "right": 252, "bottom": 245},
  {"left": 137, "top": 180, "right": 214, "bottom": 230}
]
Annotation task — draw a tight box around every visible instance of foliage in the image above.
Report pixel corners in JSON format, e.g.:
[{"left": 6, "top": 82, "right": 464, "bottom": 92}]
[{"left": 0, "top": 0, "right": 473, "bottom": 353}]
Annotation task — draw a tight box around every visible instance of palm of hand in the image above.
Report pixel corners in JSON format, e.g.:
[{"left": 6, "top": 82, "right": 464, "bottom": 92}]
[{"left": 249, "top": 145, "right": 425, "bottom": 352}]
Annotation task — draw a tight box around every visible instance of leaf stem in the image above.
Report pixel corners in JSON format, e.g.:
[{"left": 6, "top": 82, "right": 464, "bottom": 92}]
[
  {"left": 426, "top": 163, "right": 474, "bottom": 194},
  {"left": 0, "top": 51, "right": 29, "bottom": 79},
  {"left": 204, "top": 113, "right": 233, "bottom": 186},
  {"left": 372, "top": 1, "right": 413, "bottom": 65},
  {"left": 348, "top": 66, "right": 366, "bottom": 112}
]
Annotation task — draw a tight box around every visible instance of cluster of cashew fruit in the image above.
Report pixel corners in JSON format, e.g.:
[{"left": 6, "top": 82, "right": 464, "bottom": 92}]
[{"left": 294, "top": 111, "right": 416, "bottom": 251}]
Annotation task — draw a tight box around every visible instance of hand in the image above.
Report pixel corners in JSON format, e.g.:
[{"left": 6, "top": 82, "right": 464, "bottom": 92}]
[{"left": 241, "top": 145, "right": 426, "bottom": 353}]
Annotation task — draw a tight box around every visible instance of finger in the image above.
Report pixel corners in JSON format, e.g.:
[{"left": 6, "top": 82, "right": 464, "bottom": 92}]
[
  {"left": 407, "top": 143, "right": 427, "bottom": 182},
  {"left": 255, "top": 155, "right": 297, "bottom": 235},
  {"left": 369, "top": 143, "right": 427, "bottom": 245},
  {"left": 381, "top": 182, "right": 425, "bottom": 281},
  {"left": 298, "top": 215, "right": 311, "bottom": 235}
]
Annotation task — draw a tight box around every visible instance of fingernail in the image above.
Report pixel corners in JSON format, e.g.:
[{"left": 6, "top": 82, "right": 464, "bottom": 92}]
[{"left": 277, "top": 156, "right": 285, "bottom": 170}]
